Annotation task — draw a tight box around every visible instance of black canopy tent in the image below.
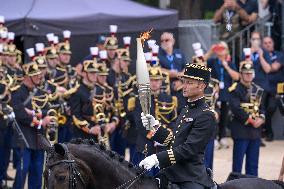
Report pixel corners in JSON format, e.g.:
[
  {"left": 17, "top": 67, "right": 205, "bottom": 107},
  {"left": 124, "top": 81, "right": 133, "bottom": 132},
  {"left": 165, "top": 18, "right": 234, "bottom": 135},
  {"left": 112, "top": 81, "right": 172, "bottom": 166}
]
[{"left": 1, "top": 0, "right": 178, "bottom": 67}]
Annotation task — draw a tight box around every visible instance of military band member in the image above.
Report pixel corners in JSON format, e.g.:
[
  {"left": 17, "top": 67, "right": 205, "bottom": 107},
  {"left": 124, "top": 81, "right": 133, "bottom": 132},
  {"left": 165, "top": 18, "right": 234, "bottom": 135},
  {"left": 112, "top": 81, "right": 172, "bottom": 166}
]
[
  {"left": 96, "top": 58, "right": 120, "bottom": 149},
  {"left": 228, "top": 60, "right": 265, "bottom": 176},
  {"left": 2, "top": 37, "right": 23, "bottom": 92},
  {"left": 0, "top": 81, "right": 14, "bottom": 185},
  {"left": 132, "top": 66, "right": 177, "bottom": 177},
  {"left": 115, "top": 47, "right": 138, "bottom": 159},
  {"left": 69, "top": 60, "right": 103, "bottom": 139},
  {"left": 44, "top": 45, "right": 59, "bottom": 79},
  {"left": 139, "top": 63, "right": 215, "bottom": 189},
  {"left": 11, "top": 55, "right": 51, "bottom": 189},
  {"left": 104, "top": 25, "right": 119, "bottom": 67}
]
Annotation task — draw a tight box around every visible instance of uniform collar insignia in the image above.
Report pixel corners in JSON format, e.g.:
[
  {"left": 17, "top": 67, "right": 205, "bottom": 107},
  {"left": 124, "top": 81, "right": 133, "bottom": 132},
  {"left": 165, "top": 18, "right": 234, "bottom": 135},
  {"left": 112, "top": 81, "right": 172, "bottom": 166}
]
[{"left": 184, "top": 117, "right": 194, "bottom": 122}]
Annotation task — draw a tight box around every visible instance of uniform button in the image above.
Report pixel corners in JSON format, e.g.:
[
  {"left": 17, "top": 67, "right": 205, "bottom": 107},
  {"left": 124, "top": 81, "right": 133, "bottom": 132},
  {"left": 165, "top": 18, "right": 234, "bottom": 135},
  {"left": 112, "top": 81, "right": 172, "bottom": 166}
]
[
  {"left": 180, "top": 120, "right": 183, "bottom": 123},
  {"left": 172, "top": 141, "right": 174, "bottom": 144},
  {"left": 186, "top": 110, "right": 189, "bottom": 113},
  {"left": 183, "top": 115, "right": 185, "bottom": 118},
  {"left": 175, "top": 131, "right": 178, "bottom": 134}
]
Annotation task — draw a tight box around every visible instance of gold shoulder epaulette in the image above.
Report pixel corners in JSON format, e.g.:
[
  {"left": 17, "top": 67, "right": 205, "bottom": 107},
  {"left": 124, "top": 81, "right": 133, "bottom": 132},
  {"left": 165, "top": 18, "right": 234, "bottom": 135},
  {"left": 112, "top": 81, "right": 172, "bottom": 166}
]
[
  {"left": 127, "top": 96, "right": 136, "bottom": 112},
  {"left": 228, "top": 82, "right": 238, "bottom": 92}
]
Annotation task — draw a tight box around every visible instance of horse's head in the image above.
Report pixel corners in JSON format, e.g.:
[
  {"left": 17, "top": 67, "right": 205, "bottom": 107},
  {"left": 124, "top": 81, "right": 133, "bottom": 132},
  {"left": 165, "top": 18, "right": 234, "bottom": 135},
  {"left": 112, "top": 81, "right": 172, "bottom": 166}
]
[{"left": 43, "top": 143, "right": 89, "bottom": 189}]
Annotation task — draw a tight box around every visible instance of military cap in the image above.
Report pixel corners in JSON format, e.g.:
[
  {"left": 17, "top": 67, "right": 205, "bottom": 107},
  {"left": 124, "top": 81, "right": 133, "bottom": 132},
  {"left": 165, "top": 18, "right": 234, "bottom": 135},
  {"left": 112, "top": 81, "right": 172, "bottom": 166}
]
[
  {"left": 22, "top": 61, "right": 41, "bottom": 77},
  {"left": 82, "top": 60, "right": 97, "bottom": 73},
  {"left": 23, "top": 48, "right": 41, "bottom": 76},
  {"left": 96, "top": 60, "right": 109, "bottom": 76},
  {"left": 104, "top": 36, "right": 118, "bottom": 50},
  {"left": 181, "top": 64, "right": 211, "bottom": 84},
  {"left": 57, "top": 42, "right": 71, "bottom": 54},
  {"left": 2, "top": 44, "right": 21, "bottom": 56},
  {"left": 34, "top": 55, "right": 47, "bottom": 69},
  {"left": 44, "top": 46, "right": 58, "bottom": 59},
  {"left": 239, "top": 60, "right": 254, "bottom": 73},
  {"left": 0, "top": 15, "right": 8, "bottom": 34},
  {"left": 116, "top": 48, "right": 131, "bottom": 61},
  {"left": 149, "top": 66, "right": 163, "bottom": 80}
]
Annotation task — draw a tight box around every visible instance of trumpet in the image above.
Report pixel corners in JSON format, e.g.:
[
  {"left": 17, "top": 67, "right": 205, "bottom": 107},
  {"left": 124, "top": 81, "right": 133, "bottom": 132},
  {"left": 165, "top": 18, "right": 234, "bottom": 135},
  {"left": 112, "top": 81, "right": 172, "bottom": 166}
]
[
  {"left": 115, "top": 81, "right": 126, "bottom": 118},
  {"left": 240, "top": 102, "right": 260, "bottom": 119},
  {"left": 92, "top": 101, "right": 111, "bottom": 150},
  {"left": 46, "top": 109, "right": 59, "bottom": 145}
]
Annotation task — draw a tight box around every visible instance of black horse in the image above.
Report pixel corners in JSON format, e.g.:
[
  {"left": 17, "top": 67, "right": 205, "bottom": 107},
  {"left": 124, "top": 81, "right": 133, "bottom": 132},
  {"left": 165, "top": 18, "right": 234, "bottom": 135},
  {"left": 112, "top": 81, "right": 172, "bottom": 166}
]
[
  {"left": 43, "top": 138, "right": 158, "bottom": 189},
  {"left": 43, "top": 138, "right": 284, "bottom": 189}
]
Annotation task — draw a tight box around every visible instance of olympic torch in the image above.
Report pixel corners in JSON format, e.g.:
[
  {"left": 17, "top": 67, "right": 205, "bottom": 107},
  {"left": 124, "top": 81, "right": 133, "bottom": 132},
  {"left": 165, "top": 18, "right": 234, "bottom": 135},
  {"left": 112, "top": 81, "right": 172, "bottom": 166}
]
[{"left": 136, "top": 29, "right": 152, "bottom": 128}]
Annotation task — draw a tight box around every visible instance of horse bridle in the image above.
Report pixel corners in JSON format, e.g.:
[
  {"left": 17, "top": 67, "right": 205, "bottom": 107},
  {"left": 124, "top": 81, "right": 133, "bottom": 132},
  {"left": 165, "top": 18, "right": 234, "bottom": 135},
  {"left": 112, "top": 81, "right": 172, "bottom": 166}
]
[{"left": 46, "top": 144, "right": 86, "bottom": 189}]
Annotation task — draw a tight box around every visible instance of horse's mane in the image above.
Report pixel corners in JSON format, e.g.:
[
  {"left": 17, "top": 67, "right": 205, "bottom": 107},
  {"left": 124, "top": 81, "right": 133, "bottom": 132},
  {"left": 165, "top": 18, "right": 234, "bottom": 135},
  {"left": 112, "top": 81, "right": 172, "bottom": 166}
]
[{"left": 69, "top": 138, "right": 146, "bottom": 177}]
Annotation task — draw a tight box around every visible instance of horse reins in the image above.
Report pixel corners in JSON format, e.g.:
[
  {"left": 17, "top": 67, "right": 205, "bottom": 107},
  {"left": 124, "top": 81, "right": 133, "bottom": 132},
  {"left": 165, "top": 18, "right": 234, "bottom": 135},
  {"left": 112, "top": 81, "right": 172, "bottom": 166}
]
[
  {"left": 115, "top": 168, "right": 148, "bottom": 189},
  {"left": 46, "top": 144, "right": 86, "bottom": 189}
]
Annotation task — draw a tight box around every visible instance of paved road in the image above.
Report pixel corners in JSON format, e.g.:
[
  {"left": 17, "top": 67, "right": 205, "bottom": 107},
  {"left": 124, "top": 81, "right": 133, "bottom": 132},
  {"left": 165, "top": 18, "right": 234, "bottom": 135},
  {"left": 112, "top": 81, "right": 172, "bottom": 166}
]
[{"left": 214, "top": 138, "right": 283, "bottom": 184}]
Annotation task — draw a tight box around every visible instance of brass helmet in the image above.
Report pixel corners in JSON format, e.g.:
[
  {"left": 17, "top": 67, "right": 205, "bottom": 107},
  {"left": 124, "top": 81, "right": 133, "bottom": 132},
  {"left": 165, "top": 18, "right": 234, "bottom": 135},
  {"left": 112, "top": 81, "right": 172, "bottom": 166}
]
[
  {"left": 82, "top": 60, "right": 97, "bottom": 73},
  {"left": 104, "top": 36, "right": 118, "bottom": 50},
  {"left": 44, "top": 46, "right": 58, "bottom": 59},
  {"left": 57, "top": 42, "right": 71, "bottom": 54},
  {"left": 23, "top": 48, "right": 41, "bottom": 77},
  {"left": 239, "top": 60, "right": 254, "bottom": 73},
  {"left": 116, "top": 48, "right": 131, "bottom": 61},
  {"left": 148, "top": 66, "right": 163, "bottom": 80}
]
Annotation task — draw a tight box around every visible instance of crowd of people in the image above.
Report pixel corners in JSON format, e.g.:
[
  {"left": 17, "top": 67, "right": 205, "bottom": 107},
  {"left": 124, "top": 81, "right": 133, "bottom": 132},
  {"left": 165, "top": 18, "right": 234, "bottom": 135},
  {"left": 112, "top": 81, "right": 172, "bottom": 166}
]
[{"left": 0, "top": 8, "right": 283, "bottom": 189}]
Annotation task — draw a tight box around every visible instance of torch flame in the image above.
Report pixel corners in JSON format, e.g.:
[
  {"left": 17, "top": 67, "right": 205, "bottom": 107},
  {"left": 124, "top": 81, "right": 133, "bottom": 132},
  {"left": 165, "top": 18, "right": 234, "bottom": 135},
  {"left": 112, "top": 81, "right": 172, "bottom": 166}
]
[{"left": 139, "top": 28, "right": 153, "bottom": 47}]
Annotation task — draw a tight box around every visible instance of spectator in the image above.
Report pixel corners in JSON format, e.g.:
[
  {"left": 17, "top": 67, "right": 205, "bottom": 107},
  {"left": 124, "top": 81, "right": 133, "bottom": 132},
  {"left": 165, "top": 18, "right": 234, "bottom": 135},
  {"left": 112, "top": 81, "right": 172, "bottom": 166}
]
[
  {"left": 244, "top": 32, "right": 271, "bottom": 89},
  {"left": 268, "top": 0, "right": 283, "bottom": 50},
  {"left": 214, "top": 0, "right": 258, "bottom": 40},
  {"left": 158, "top": 32, "right": 187, "bottom": 79},
  {"left": 258, "top": 0, "right": 269, "bottom": 18},
  {"left": 262, "top": 36, "right": 284, "bottom": 141},
  {"left": 206, "top": 41, "right": 239, "bottom": 148}
]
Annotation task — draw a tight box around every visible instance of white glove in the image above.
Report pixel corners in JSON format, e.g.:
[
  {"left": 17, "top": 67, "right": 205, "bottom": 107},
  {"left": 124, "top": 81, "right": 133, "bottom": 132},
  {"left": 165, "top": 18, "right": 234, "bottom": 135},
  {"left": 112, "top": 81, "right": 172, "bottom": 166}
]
[
  {"left": 141, "top": 112, "right": 159, "bottom": 130},
  {"left": 139, "top": 154, "right": 159, "bottom": 170}
]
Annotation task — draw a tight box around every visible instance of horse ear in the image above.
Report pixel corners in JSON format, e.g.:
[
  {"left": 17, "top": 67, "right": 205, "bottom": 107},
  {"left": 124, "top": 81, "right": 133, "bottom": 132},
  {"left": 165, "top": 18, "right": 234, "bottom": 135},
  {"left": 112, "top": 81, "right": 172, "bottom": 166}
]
[
  {"left": 37, "top": 133, "right": 52, "bottom": 152},
  {"left": 54, "top": 143, "right": 66, "bottom": 157}
]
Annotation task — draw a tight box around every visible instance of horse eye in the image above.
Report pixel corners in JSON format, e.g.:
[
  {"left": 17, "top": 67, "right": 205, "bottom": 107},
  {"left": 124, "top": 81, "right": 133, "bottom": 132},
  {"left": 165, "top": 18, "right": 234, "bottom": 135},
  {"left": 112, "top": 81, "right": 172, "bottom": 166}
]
[{"left": 57, "top": 175, "right": 67, "bottom": 181}]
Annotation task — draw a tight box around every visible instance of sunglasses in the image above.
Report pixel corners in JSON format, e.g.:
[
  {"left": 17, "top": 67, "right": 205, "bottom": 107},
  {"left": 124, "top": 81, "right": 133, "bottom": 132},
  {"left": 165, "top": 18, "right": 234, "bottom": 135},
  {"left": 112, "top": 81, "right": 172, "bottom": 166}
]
[{"left": 161, "top": 39, "right": 170, "bottom": 43}]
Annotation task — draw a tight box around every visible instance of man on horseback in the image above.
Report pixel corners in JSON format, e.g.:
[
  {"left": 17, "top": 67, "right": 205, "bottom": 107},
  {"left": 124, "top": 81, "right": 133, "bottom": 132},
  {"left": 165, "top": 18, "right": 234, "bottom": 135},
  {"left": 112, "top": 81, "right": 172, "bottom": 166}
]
[{"left": 139, "top": 63, "right": 215, "bottom": 189}]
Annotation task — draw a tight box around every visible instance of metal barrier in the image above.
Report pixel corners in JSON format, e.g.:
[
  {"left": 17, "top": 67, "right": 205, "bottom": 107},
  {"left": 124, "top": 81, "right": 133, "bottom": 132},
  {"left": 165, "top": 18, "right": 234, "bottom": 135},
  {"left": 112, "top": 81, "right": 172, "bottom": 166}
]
[
  {"left": 225, "top": 15, "right": 272, "bottom": 64},
  {"left": 178, "top": 16, "right": 273, "bottom": 64}
]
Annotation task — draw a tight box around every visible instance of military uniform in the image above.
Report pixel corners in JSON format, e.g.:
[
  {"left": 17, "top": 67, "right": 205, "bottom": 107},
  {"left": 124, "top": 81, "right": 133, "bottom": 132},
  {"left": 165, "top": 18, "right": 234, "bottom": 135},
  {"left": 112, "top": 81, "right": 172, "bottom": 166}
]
[
  {"left": 228, "top": 60, "right": 265, "bottom": 176},
  {"left": 140, "top": 64, "right": 215, "bottom": 189},
  {"left": 193, "top": 55, "right": 220, "bottom": 171},
  {"left": 69, "top": 60, "right": 100, "bottom": 139},
  {"left": 0, "top": 37, "right": 23, "bottom": 185},
  {"left": 55, "top": 39, "right": 77, "bottom": 142},
  {"left": 12, "top": 58, "right": 48, "bottom": 189},
  {"left": 0, "top": 82, "right": 13, "bottom": 185},
  {"left": 132, "top": 66, "right": 177, "bottom": 176}
]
